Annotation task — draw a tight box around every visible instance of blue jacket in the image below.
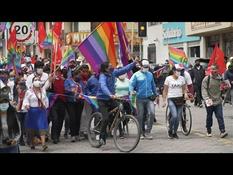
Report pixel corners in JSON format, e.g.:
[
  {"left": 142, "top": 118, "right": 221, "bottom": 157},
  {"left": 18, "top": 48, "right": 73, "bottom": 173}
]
[
  {"left": 97, "top": 62, "right": 136, "bottom": 100},
  {"left": 129, "top": 70, "right": 157, "bottom": 99},
  {"left": 64, "top": 78, "right": 82, "bottom": 102},
  {"left": 86, "top": 75, "right": 99, "bottom": 96}
]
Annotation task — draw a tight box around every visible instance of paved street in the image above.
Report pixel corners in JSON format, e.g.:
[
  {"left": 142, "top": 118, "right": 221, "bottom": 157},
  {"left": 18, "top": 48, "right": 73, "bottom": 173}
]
[{"left": 19, "top": 101, "right": 233, "bottom": 153}]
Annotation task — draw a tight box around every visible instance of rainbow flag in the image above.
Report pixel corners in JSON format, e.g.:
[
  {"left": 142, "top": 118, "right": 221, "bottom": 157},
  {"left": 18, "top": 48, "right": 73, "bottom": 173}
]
[
  {"left": 40, "top": 31, "right": 53, "bottom": 49},
  {"left": 168, "top": 46, "right": 188, "bottom": 67},
  {"left": 78, "top": 22, "right": 117, "bottom": 73},
  {"left": 61, "top": 47, "right": 75, "bottom": 67},
  {"left": 116, "top": 22, "right": 132, "bottom": 78},
  {"left": 80, "top": 94, "right": 99, "bottom": 110}
]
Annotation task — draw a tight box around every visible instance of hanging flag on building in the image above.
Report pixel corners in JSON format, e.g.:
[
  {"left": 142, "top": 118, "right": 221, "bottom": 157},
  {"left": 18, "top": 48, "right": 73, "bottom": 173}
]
[
  {"left": 168, "top": 46, "right": 188, "bottom": 67},
  {"left": 78, "top": 22, "right": 117, "bottom": 73}
]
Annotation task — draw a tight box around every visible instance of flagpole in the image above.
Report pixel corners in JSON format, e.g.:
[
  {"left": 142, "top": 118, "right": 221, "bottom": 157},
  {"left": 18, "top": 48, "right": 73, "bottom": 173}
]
[{"left": 131, "top": 22, "right": 134, "bottom": 54}]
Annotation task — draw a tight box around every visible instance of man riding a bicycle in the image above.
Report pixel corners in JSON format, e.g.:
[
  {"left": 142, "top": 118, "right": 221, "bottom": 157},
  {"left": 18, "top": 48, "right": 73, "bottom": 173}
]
[{"left": 96, "top": 60, "right": 138, "bottom": 145}]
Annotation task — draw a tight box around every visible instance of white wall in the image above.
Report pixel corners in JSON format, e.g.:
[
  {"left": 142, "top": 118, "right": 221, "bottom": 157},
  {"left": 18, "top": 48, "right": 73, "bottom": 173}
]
[
  {"left": 78, "top": 22, "right": 91, "bottom": 32},
  {"left": 143, "top": 24, "right": 168, "bottom": 64}
]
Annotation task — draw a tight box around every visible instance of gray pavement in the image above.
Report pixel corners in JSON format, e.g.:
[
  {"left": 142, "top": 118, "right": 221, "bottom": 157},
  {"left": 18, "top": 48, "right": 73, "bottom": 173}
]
[{"left": 19, "top": 101, "right": 233, "bottom": 153}]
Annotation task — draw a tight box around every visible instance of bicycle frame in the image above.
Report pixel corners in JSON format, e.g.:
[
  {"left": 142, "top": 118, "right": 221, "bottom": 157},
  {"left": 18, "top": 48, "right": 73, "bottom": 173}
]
[{"left": 108, "top": 106, "right": 120, "bottom": 134}]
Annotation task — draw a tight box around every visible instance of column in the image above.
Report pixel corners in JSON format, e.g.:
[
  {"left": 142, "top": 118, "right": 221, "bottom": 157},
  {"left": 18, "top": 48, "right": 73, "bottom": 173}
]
[{"left": 200, "top": 36, "right": 206, "bottom": 58}]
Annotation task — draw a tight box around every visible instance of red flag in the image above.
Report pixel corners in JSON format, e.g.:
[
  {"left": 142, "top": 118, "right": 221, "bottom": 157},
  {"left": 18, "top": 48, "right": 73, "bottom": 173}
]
[
  {"left": 51, "top": 43, "right": 62, "bottom": 72},
  {"left": 53, "top": 22, "right": 62, "bottom": 37},
  {"left": 7, "top": 27, "right": 17, "bottom": 51},
  {"left": 208, "top": 44, "right": 226, "bottom": 74},
  {"left": 38, "top": 22, "right": 46, "bottom": 53}
]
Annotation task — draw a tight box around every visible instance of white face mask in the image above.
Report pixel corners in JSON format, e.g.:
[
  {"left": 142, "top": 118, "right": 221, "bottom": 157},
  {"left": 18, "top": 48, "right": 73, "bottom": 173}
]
[
  {"left": 0, "top": 103, "right": 9, "bottom": 111},
  {"left": 119, "top": 74, "right": 126, "bottom": 80},
  {"left": 142, "top": 68, "right": 149, "bottom": 72},
  {"left": 33, "top": 80, "right": 41, "bottom": 88},
  {"left": 36, "top": 68, "right": 43, "bottom": 75}
]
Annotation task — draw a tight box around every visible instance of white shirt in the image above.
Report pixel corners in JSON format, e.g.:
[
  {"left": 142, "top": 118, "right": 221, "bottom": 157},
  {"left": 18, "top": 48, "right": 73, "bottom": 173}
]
[
  {"left": 164, "top": 75, "right": 186, "bottom": 98},
  {"left": 0, "top": 79, "right": 5, "bottom": 89},
  {"left": 7, "top": 79, "right": 15, "bottom": 101},
  {"left": 26, "top": 72, "right": 50, "bottom": 90},
  {"left": 22, "top": 88, "right": 49, "bottom": 109},
  {"left": 183, "top": 71, "right": 192, "bottom": 85}
]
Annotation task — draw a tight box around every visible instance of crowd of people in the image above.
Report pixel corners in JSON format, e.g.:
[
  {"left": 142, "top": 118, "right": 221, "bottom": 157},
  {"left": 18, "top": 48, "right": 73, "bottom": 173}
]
[{"left": 0, "top": 53, "right": 232, "bottom": 153}]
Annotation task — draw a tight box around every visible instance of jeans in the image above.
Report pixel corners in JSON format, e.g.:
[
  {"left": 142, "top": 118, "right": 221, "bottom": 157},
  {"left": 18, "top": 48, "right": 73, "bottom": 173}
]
[
  {"left": 205, "top": 103, "right": 226, "bottom": 133},
  {"left": 168, "top": 98, "right": 183, "bottom": 133},
  {"left": 17, "top": 112, "right": 26, "bottom": 143},
  {"left": 136, "top": 98, "right": 155, "bottom": 134}
]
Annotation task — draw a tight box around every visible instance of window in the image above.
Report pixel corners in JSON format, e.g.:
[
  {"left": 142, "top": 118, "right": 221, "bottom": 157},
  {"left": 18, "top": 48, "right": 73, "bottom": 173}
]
[
  {"left": 147, "top": 44, "right": 156, "bottom": 63},
  {"left": 73, "top": 22, "right": 79, "bottom": 32},
  {"left": 206, "top": 35, "right": 219, "bottom": 58},
  {"left": 189, "top": 46, "right": 200, "bottom": 57},
  {"left": 148, "top": 22, "right": 162, "bottom": 26}
]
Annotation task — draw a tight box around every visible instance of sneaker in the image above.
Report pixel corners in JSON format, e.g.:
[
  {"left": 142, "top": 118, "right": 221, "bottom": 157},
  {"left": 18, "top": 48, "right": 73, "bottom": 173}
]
[
  {"left": 207, "top": 133, "right": 212, "bottom": 137},
  {"left": 140, "top": 134, "right": 145, "bottom": 140},
  {"left": 199, "top": 104, "right": 203, "bottom": 108},
  {"left": 96, "top": 134, "right": 100, "bottom": 141},
  {"left": 64, "top": 134, "right": 68, "bottom": 139},
  {"left": 168, "top": 130, "right": 173, "bottom": 139},
  {"left": 173, "top": 133, "right": 179, "bottom": 139},
  {"left": 99, "top": 138, "right": 106, "bottom": 145},
  {"left": 220, "top": 132, "right": 228, "bottom": 138},
  {"left": 144, "top": 133, "right": 153, "bottom": 140},
  {"left": 71, "top": 136, "right": 76, "bottom": 142},
  {"left": 19, "top": 140, "right": 25, "bottom": 146},
  {"left": 53, "top": 139, "right": 58, "bottom": 144}
]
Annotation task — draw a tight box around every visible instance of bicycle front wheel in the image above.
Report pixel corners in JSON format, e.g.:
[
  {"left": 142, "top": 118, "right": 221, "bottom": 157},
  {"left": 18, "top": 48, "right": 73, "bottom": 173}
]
[
  {"left": 113, "top": 115, "right": 140, "bottom": 152},
  {"left": 87, "top": 112, "right": 103, "bottom": 148},
  {"left": 181, "top": 105, "right": 192, "bottom": 136}
]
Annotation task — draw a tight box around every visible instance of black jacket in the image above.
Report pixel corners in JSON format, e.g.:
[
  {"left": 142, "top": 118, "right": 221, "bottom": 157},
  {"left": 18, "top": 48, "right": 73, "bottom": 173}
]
[
  {"left": 192, "top": 65, "right": 205, "bottom": 86},
  {"left": 0, "top": 104, "right": 21, "bottom": 148}
]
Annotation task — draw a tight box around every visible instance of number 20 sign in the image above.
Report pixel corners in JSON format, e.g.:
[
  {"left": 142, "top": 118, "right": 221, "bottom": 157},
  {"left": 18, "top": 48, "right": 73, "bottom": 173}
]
[{"left": 10, "top": 22, "right": 35, "bottom": 44}]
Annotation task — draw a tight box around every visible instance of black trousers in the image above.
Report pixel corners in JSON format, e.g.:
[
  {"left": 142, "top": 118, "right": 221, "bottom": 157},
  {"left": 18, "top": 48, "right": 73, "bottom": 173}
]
[
  {"left": 66, "top": 100, "right": 84, "bottom": 137},
  {"left": 17, "top": 112, "right": 27, "bottom": 142},
  {"left": 50, "top": 99, "right": 67, "bottom": 140},
  {"left": 194, "top": 84, "right": 202, "bottom": 105},
  {"left": 98, "top": 99, "right": 118, "bottom": 140}
]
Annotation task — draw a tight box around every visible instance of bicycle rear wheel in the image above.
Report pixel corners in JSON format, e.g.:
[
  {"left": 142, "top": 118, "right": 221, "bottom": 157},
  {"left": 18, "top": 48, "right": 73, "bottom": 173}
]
[
  {"left": 87, "top": 112, "right": 103, "bottom": 148},
  {"left": 113, "top": 115, "right": 140, "bottom": 152},
  {"left": 181, "top": 105, "right": 192, "bottom": 136}
]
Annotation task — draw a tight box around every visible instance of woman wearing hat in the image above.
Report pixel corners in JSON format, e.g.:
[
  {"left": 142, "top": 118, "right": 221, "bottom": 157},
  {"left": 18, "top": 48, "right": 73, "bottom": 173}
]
[
  {"left": 23, "top": 76, "right": 49, "bottom": 151},
  {"left": 0, "top": 87, "right": 21, "bottom": 153}
]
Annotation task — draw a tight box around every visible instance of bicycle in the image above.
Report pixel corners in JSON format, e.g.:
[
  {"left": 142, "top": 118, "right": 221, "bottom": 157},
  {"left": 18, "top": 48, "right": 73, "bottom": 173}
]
[
  {"left": 165, "top": 100, "right": 192, "bottom": 136},
  {"left": 87, "top": 97, "right": 140, "bottom": 152}
]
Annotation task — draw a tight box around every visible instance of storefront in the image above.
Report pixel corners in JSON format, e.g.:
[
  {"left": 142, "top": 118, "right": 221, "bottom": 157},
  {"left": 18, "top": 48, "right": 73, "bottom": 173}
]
[
  {"left": 186, "top": 22, "right": 233, "bottom": 58},
  {"left": 163, "top": 22, "right": 201, "bottom": 59}
]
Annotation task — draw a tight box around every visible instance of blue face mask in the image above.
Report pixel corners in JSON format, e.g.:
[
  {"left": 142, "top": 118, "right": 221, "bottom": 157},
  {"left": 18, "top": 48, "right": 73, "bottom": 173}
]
[{"left": 0, "top": 103, "right": 9, "bottom": 112}]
